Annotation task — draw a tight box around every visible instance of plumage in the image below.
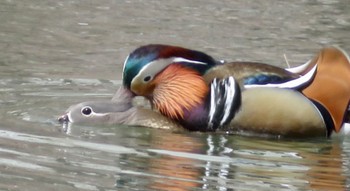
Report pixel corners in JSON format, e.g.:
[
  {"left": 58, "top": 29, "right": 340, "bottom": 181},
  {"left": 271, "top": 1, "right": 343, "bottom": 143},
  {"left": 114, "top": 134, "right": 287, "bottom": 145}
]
[
  {"left": 59, "top": 103, "right": 183, "bottom": 131},
  {"left": 123, "top": 44, "right": 219, "bottom": 89},
  {"left": 150, "top": 64, "right": 208, "bottom": 120},
  {"left": 59, "top": 44, "right": 350, "bottom": 138},
  {"left": 58, "top": 87, "right": 183, "bottom": 131},
  {"left": 230, "top": 87, "right": 327, "bottom": 137},
  {"left": 208, "top": 77, "right": 241, "bottom": 130},
  {"left": 120, "top": 44, "right": 350, "bottom": 136},
  {"left": 302, "top": 47, "right": 350, "bottom": 132},
  {"left": 212, "top": 47, "right": 350, "bottom": 136},
  {"left": 203, "top": 62, "right": 300, "bottom": 86}
]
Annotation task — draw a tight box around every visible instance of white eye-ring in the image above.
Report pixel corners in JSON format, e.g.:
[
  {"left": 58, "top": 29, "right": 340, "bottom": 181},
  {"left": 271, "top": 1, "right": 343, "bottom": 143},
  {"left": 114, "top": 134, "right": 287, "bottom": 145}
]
[{"left": 81, "top": 106, "right": 93, "bottom": 116}]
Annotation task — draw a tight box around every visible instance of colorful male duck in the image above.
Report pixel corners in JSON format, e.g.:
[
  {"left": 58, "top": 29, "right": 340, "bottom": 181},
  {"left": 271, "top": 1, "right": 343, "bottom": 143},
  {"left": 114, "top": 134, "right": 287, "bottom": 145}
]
[
  {"left": 59, "top": 45, "right": 350, "bottom": 137},
  {"left": 120, "top": 44, "right": 350, "bottom": 137}
]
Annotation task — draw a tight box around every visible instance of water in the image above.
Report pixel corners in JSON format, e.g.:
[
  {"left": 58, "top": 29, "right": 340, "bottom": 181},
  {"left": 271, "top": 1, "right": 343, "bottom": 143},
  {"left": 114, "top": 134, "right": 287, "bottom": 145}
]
[{"left": 1, "top": 0, "right": 350, "bottom": 190}]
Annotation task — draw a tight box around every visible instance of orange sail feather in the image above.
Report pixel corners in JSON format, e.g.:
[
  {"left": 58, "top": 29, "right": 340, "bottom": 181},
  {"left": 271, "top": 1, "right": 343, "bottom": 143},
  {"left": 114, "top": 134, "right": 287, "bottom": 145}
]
[{"left": 302, "top": 47, "right": 350, "bottom": 132}]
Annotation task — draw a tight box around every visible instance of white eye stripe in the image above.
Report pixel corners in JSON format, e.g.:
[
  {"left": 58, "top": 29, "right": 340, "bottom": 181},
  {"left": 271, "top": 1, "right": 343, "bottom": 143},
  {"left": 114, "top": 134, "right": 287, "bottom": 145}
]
[
  {"left": 91, "top": 112, "right": 108, "bottom": 117},
  {"left": 80, "top": 106, "right": 108, "bottom": 117},
  {"left": 171, "top": 57, "right": 207, "bottom": 65},
  {"left": 131, "top": 57, "right": 207, "bottom": 85}
]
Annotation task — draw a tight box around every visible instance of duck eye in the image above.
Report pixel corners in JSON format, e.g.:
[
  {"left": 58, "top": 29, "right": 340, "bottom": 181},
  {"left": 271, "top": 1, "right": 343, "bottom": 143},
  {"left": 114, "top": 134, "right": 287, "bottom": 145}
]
[
  {"left": 143, "top": 75, "right": 152, "bottom": 82},
  {"left": 81, "top": 106, "right": 92, "bottom": 116}
]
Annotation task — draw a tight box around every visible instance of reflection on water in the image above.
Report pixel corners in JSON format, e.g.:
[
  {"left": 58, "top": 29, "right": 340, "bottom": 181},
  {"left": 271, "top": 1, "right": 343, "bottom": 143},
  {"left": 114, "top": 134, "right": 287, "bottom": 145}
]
[
  {"left": 1, "top": 0, "right": 350, "bottom": 190},
  {"left": 2, "top": 118, "right": 348, "bottom": 190}
]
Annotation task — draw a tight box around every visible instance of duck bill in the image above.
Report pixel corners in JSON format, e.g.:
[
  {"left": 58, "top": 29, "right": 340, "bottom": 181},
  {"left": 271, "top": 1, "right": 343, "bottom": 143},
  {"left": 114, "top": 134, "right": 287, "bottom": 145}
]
[
  {"left": 58, "top": 113, "right": 70, "bottom": 124},
  {"left": 57, "top": 114, "right": 72, "bottom": 134}
]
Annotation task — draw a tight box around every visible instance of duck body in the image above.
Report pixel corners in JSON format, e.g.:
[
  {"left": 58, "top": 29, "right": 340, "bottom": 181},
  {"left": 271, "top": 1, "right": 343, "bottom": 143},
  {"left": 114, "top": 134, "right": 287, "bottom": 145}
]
[
  {"left": 120, "top": 44, "right": 350, "bottom": 137},
  {"left": 121, "top": 44, "right": 310, "bottom": 132},
  {"left": 204, "top": 47, "right": 350, "bottom": 137},
  {"left": 229, "top": 88, "right": 328, "bottom": 137},
  {"left": 194, "top": 61, "right": 329, "bottom": 137}
]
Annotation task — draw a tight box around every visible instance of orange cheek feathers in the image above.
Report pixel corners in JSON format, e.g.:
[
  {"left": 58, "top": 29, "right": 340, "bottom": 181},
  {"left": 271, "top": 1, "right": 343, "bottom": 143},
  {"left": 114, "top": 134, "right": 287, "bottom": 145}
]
[{"left": 151, "top": 64, "right": 209, "bottom": 120}]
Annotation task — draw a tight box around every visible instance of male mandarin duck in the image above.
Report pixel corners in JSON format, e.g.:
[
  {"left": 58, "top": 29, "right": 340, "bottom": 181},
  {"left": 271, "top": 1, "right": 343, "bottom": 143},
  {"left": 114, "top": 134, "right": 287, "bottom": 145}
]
[
  {"left": 59, "top": 44, "right": 350, "bottom": 138},
  {"left": 121, "top": 45, "right": 306, "bottom": 127},
  {"left": 120, "top": 44, "right": 350, "bottom": 137}
]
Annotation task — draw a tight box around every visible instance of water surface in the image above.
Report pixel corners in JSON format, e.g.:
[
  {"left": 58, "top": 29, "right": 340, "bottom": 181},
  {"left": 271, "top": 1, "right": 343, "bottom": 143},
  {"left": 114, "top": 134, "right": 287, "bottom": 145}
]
[{"left": 1, "top": 0, "right": 350, "bottom": 190}]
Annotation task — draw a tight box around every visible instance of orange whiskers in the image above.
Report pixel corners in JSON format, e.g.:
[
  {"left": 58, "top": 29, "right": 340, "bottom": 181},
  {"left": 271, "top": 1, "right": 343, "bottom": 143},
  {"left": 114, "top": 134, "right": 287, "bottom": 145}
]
[{"left": 151, "top": 64, "right": 209, "bottom": 120}]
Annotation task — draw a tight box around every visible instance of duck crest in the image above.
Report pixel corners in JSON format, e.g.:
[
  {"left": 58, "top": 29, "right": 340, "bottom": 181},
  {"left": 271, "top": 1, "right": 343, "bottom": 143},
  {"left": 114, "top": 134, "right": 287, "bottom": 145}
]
[
  {"left": 302, "top": 47, "right": 350, "bottom": 132},
  {"left": 151, "top": 64, "right": 209, "bottom": 120},
  {"left": 123, "top": 44, "right": 218, "bottom": 89},
  {"left": 123, "top": 46, "right": 159, "bottom": 88},
  {"left": 157, "top": 45, "right": 218, "bottom": 73}
]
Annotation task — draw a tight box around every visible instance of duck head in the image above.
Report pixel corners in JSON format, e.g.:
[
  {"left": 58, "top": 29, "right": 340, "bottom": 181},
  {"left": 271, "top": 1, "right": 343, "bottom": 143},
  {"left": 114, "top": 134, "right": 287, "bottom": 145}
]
[
  {"left": 59, "top": 87, "right": 134, "bottom": 125},
  {"left": 58, "top": 87, "right": 183, "bottom": 131},
  {"left": 122, "top": 44, "right": 219, "bottom": 92},
  {"left": 58, "top": 100, "right": 133, "bottom": 124}
]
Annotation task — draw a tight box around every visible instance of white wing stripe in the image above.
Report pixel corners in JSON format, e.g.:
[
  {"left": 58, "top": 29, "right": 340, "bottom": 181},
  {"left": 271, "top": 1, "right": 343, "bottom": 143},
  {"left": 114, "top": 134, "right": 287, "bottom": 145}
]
[
  {"left": 220, "top": 77, "right": 235, "bottom": 125},
  {"left": 245, "top": 64, "right": 317, "bottom": 89},
  {"left": 285, "top": 60, "right": 312, "bottom": 73},
  {"left": 208, "top": 80, "right": 217, "bottom": 128}
]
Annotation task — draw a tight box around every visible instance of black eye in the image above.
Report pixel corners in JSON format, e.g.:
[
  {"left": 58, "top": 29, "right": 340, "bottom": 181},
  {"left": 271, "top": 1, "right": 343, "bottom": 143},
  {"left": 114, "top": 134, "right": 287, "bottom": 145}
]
[
  {"left": 81, "top": 106, "right": 92, "bottom": 116},
  {"left": 143, "top": 76, "right": 152, "bottom": 82}
]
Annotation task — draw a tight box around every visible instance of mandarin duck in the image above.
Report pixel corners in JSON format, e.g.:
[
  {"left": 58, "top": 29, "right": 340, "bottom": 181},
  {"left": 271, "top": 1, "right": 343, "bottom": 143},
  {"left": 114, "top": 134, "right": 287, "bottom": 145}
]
[
  {"left": 121, "top": 45, "right": 307, "bottom": 129},
  {"left": 120, "top": 44, "right": 350, "bottom": 137},
  {"left": 58, "top": 87, "right": 183, "bottom": 131},
  {"left": 57, "top": 45, "right": 257, "bottom": 130},
  {"left": 59, "top": 45, "right": 350, "bottom": 138}
]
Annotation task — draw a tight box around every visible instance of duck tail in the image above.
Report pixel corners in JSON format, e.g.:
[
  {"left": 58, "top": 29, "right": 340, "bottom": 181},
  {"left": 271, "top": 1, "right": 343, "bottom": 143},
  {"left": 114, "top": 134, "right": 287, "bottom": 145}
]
[{"left": 302, "top": 46, "right": 350, "bottom": 133}]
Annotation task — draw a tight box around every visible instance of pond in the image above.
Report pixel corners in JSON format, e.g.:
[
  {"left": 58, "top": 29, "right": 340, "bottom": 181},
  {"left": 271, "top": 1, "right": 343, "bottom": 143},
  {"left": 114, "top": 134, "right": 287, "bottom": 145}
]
[{"left": 0, "top": 0, "right": 350, "bottom": 190}]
